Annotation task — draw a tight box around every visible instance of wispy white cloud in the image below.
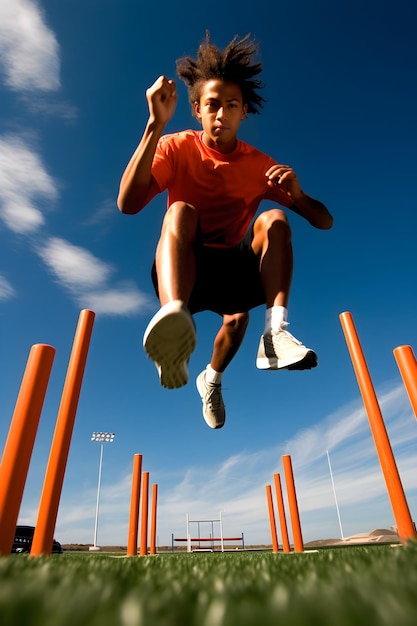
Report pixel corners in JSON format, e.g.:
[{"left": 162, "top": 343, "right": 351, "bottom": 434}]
[
  {"left": 0, "top": 0, "right": 60, "bottom": 92},
  {"left": 38, "top": 237, "right": 114, "bottom": 290},
  {"left": 0, "top": 134, "right": 151, "bottom": 316},
  {"left": 83, "top": 198, "right": 118, "bottom": 227},
  {"left": 82, "top": 286, "right": 152, "bottom": 316},
  {"left": 0, "top": 4, "right": 142, "bottom": 317},
  {"left": 37, "top": 236, "right": 153, "bottom": 316},
  {"left": 21, "top": 95, "right": 78, "bottom": 121},
  {"left": 0, "top": 134, "right": 58, "bottom": 234},
  {"left": 49, "top": 382, "right": 417, "bottom": 546},
  {"left": 0, "top": 274, "right": 16, "bottom": 301}
]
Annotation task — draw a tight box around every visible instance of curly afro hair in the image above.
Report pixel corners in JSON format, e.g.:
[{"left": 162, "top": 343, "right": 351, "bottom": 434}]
[{"left": 176, "top": 32, "right": 265, "bottom": 115}]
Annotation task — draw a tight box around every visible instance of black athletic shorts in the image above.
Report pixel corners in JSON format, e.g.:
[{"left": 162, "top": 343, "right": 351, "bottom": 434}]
[{"left": 151, "top": 223, "right": 266, "bottom": 316}]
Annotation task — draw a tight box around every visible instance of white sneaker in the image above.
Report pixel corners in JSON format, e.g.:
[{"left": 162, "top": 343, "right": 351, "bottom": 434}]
[
  {"left": 256, "top": 322, "right": 318, "bottom": 370},
  {"left": 143, "top": 300, "right": 196, "bottom": 389},
  {"left": 196, "top": 369, "right": 225, "bottom": 429}
]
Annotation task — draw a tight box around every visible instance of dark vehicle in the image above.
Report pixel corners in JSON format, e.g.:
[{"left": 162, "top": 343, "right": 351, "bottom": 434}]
[{"left": 12, "top": 525, "right": 63, "bottom": 554}]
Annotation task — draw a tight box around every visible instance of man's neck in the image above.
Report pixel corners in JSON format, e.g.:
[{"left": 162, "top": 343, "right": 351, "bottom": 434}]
[{"left": 201, "top": 132, "right": 238, "bottom": 154}]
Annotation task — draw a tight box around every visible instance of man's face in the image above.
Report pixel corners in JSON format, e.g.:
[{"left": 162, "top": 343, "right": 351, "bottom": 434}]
[{"left": 194, "top": 79, "right": 248, "bottom": 153}]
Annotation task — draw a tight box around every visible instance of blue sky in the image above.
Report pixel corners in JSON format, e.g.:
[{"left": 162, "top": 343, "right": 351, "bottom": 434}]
[{"left": 0, "top": 0, "right": 416, "bottom": 548}]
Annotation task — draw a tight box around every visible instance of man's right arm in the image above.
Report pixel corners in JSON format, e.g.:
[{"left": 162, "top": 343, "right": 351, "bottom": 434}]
[
  {"left": 117, "top": 76, "right": 177, "bottom": 215},
  {"left": 117, "top": 119, "right": 165, "bottom": 214}
]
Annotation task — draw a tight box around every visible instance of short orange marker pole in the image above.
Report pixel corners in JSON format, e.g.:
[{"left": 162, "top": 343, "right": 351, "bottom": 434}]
[
  {"left": 274, "top": 473, "right": 290, "bottom": 553},
  {"left": 265, "top": 485, "right": 279, "bottom": 553},
  {"left": 149, "top": 483, "right": 158, "bottom": 555},
  {"left": 139, "top": 471, "right": 149, "bottom": 556},
  {"left": 0, "top": 344, "right": 56, "bottom": 556},
  {"left": 282, "top": 455, "right": 304, "bottom": 552},
  {"left": 340, "top": 312, "right": 416, "bottom": 543},
  {"left": 127, "top": 454, "right": 142, "bottom": 556},
  {"left": 393, "top": 345, "right": 417, "bottom": 420},
  {"left": 31, "top": 310, "right": 95, "bottom": 556}
]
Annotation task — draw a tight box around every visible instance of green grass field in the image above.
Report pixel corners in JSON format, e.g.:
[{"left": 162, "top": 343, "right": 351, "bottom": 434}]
[{"left": 1, "top": 544, "right": 417, "bottom": 625}]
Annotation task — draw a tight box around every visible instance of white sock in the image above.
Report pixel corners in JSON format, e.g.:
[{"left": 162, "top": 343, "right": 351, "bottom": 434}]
[
  {"left": 205, "top": 364, "right": 223, "bottom": 385},
  {"left": 264, "top": 306, "right": 288, "bottom": 334}
]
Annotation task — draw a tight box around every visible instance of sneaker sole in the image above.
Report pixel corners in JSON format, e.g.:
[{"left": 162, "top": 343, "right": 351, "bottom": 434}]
[
  {"left": 256, "top": 350, "right": 318, "bottom": 370},
  {"left": 143, "top": 304, "right": 196, "bottom": 389},
  {"left": 286, "top": 350, "right": 318, "bottom": 370}
]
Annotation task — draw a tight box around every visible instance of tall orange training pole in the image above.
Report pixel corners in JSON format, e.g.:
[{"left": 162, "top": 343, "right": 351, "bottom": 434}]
[
  {"left": 31, "top": 310, "right": 95, "bottom": 556},
  {"left": 265, "top": 485, "right": 279, "bottom": 553},
  {"left": 150, "top": 483, "right": 158, "bottom": 555},
  {"left": 0, "top": 344, "right": 56, "bottom": 556},
  {"left": 127, "top": 454, "right": 142, "bottom": 556},
  {"left": 282, "top": 455, "right": 304, "bottom": 552},
  {"left": 339, "top": 311, "right": 416, "bottom": 543},
  {"left": 393, "top": 345, "right": 417, "bottom": 420},
  {"left": 274, "top": 473, "right": 290, "bottom": 553},
  {"left": 139, "top": 471, "right": 149, "bottom": 556}
]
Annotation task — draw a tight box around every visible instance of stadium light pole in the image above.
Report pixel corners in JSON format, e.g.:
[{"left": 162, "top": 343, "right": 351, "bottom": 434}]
[
  {"left": 89, "top": 432, "right": 115, "bottom": 551},
  {"left": 326, "top": 450, "right": 345, "bottom": 539}
]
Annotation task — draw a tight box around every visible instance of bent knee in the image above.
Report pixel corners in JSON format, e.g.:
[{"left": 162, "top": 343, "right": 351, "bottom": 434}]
[
  {"left": 224, "top": 312, "right": 249, "bottom": 332},
  {"left": 169, "top": 200, "right": 197, "bottom": 214},
  {"left": 257, "top": 209, "right": 289, "bottom": 230},
  {"left": 162, "top": 201, "right": 199, "bottom": 235},
  {"left": 253, "top": 210, "right": 291, "bottom": 250}
]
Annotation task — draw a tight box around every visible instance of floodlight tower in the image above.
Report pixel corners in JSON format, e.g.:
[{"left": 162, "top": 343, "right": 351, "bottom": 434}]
[
  {"left": 89, "top": 432, "right": 115, "bottom": 551},
  {"left": 326, "top": 450, "right": 345, "bottom": 539}
]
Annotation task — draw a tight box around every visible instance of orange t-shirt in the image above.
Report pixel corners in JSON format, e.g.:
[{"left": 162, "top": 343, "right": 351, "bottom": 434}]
[{"left": 150, "top": 130, "right": 293, "bottom": 248}]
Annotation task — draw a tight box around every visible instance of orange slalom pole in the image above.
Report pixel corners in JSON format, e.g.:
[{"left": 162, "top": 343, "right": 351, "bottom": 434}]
[
  {"left": 127, "top": 454, "right": 142, "bottom": 556},
  {"left": 0, "top": 344, "right": 56, "bottom": 556},
  {"left": 282, "top": 455, "right": 304, "bottom": 552},
  {"left": 140, "top": 471, "right": 149, "bottom": 556},
  {"left": 340, "top": 312, "right": 416, "bottom": 543},
  {"left": 31, "top": 310, "right": 95, "bottom": 556},
  {"left": 393, "top": 345, "right": 417, "bottom": 420},
  {"left": 150, "top": 483, "right": 158, "bottom": 555},
  {"left": 274, "top": 473, "right": 290, "bottom": 553},
  {"left": 265, "top": 485, "right": 279, "bottom": 553}
]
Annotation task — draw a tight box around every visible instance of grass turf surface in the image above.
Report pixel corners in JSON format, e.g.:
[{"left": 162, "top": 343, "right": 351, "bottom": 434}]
[{"left": 1, "top": 544, "right": 417, "bottom": 625}]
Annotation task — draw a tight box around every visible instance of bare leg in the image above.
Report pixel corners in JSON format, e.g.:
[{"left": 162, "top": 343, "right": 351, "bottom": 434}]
[
  {"left": 155, "top": 201, "right": 199, "bottom": 305},
  {"left": 252, "top": 209, "right": 317, "bottom": 371},
  {"left": 251, "top": 209, "right": 293, "bottom": 308},
  {"left": 209, "top": 211, "right": 291, "bottom": 374},
  {"left": 197, "top": 312, "right": 249, "bottom": 429},
  {"left": 144, "top": 201, "right": 199, "bottom": 389},
  {"left": 210, "top": 313, "right": 249, "bottom": 372}
]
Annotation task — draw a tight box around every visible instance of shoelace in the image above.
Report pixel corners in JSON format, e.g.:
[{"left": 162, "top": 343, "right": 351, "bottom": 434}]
[
  {"left": 205, "top": 383, "right": 223, "bottom": 409},
  {"left": 271, "top": 323, "right": 302, "bottom": 346}
]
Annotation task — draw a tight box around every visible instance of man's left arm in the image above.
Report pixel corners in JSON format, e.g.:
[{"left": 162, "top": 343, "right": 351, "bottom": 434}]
[
  {"left": 289, "top": 191, "right": 333, "bottom": 230},
  {"left": 265, "top": 164, "right": 333, "bottom": 230}
]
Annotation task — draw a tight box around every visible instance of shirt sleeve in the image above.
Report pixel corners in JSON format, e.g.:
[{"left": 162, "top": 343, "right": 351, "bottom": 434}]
[{"left": 150, "top": 134, "right": 176, "bottom": 193}]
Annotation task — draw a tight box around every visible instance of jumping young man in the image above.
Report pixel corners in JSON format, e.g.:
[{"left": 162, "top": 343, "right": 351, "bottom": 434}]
[{"left": 118, "top": 33, "right": 333, "bottom": 429}]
